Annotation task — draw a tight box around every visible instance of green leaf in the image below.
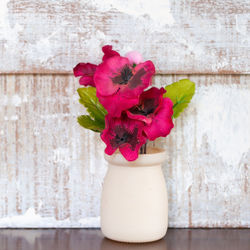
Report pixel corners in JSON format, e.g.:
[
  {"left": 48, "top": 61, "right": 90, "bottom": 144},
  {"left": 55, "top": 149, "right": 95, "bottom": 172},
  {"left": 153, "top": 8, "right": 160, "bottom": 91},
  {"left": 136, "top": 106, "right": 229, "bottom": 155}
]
[
  {"left": 164, "top": 79, "right": 195, "bottom": 118},
  {"left": 77, "top": 87, "right": 107, "bottom": 121},
  {"left": 77, "top": 115, "right": 105, "bottom": 133},
  {"left": 77, "top": 87, "right": 107, "bottom": 132}
]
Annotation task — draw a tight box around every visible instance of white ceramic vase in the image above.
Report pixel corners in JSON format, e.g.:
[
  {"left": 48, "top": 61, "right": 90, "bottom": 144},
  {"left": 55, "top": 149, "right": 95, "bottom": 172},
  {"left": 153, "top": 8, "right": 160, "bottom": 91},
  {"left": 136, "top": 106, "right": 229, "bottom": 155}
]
[{"left": 101, "top": 148, "right": 168, "bottom": 243}]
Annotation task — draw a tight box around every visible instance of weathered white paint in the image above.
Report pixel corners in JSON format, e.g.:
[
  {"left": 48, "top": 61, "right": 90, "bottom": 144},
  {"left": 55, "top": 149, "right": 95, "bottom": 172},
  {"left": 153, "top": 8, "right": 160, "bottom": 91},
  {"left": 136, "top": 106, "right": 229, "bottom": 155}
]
[
  {"left": 0, "top": 207, "right": 100, "bottom": 228},
  {"left": 0, "top": 0, "right": 249, "bottom": 74},
  {"left": 155, "top": 77, "right": 250, "bottom": 167},
  {"left": 154, "top": 75, "right": 250, "bottom": 227},
  {"left": 0, "top": 74, "right": 249, "bottom": 228},
  {"left": 94, "top": 0, "right": 175, "bottom": 27}
]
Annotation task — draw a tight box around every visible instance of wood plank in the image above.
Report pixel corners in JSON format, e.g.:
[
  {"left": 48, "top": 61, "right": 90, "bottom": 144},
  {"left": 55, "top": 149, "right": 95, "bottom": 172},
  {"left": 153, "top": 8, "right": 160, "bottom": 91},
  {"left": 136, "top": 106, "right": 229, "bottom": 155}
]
[
  {"left": 0, "top": 74, "right": 249, "bottom": 227},
  {"left": 0, "top": 0, "right": 249, "bottom": 74}
]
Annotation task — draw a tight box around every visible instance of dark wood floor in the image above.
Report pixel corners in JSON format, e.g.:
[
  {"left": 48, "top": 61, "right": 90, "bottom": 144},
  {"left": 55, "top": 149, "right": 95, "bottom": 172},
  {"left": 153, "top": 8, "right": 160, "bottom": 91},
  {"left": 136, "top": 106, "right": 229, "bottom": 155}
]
[{"left": 0, "top": 229, "right": 249, "bottom": 250}]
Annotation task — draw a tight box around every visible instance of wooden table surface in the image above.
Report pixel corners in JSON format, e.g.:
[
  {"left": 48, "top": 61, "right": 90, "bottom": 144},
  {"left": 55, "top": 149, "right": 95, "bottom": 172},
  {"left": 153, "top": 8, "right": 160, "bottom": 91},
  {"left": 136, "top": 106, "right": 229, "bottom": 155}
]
[{"left": 0, "top": 229, "right": 249, "bottom": 250}]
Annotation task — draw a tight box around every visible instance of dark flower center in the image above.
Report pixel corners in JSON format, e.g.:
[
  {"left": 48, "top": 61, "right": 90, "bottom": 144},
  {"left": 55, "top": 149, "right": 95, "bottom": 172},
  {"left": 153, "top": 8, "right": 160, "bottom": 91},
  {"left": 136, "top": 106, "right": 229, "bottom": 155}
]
[
  {"left": 129, "top": 68, "right": 146, "bottom": 89},
  {"left": 110, "top": 125, "right": 139, "bottom": 150},
  {"left": 129, "top": 98, "right": 157, "bottom": 116},
  {"left": 112, "top": 66, "right": 133, "bottom": 85}
]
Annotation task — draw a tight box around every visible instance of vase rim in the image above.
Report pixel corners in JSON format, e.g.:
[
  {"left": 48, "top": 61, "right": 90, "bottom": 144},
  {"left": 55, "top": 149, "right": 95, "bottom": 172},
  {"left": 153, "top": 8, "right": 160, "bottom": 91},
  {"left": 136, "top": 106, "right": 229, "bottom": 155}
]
[{"left": 104, "top": 147, "right": 167, "bottom": 167}]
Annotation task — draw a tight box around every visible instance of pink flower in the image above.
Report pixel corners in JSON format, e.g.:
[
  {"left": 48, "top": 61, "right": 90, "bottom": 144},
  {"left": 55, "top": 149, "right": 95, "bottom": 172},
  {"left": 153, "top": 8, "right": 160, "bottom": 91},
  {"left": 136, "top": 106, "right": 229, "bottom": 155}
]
[
  {"left": 127, "top": 87, "right": 174, "bottom": 141},
  {"left": 73, "top": 63, "right": 97, "bottom": 87},
  {"left": 102, "top": 45, "right": 120, "bottom": 61},
  {"left": 101, "top": 114, "right": 147, "bottom": 161},
  {"left": 94, "top": 55, "right": 155, "bottom": 116},
  {"left": 125, "top": 51, "right": 143, "bottom": 65}
]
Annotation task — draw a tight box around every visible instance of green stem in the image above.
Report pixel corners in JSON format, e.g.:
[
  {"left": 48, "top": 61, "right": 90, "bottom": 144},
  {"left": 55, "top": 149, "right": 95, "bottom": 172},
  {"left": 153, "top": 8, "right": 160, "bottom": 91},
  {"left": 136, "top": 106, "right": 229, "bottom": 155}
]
[{"left": 140, "top": 141, "right": 148, "bottom": 154}]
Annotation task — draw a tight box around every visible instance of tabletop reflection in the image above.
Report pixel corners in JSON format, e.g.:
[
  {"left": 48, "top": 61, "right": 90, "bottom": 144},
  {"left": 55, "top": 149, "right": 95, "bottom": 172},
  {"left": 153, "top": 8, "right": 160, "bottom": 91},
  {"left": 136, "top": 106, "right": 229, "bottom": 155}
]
[{"left": 101, "top": 237, "right": 167, "bottom": 250}]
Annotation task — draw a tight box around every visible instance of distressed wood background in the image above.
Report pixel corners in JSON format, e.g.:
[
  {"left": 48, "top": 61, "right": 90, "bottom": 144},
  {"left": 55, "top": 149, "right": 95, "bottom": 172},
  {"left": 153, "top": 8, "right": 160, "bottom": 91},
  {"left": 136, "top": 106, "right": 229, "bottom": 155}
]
[{"left": 0, "top": 0, "right": 249, "bottom": 228}]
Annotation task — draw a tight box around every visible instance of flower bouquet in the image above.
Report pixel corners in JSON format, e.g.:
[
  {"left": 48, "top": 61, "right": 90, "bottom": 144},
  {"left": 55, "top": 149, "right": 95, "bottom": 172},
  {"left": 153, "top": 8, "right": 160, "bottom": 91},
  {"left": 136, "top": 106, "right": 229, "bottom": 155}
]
[{"left": 74, "top": 45, "right": 195, "bottom": 242}]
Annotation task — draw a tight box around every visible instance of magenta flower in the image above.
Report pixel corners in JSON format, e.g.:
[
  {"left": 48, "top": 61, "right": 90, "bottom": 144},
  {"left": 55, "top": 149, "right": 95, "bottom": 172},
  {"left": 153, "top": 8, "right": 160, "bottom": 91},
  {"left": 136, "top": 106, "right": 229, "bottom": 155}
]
[
  {"left": 94, "top": 55, "right": 155, "bottom": 116},
  {"left": 125, "top": 51, "right": 143, "bottom": 65},
  {"left": 102, "top": 45, "right": 120, "bottom": 61},
  {"left": 73, "top": 63, "right": 97, "bottom": 87},
  {"left": 101, "top": 114, "right": 147, "bottom": 161},
  {"left": 127, "top": 87, "right": 174, "bottom": 141}
]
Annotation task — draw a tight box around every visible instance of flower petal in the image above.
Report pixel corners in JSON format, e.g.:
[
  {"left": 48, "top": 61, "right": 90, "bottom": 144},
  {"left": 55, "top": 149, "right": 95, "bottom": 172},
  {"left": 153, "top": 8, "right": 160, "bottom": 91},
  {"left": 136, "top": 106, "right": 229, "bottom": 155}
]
[
  {"left": 122, "top": 60, "right": 155, "bottom": 98},
  {"left": 144, "top": 98, "right": 174, "bottom": 140},
  {"left": 127, "top": 87, "right": 166, "bottom": 124},
  {"left": 73, "top": 63, "right": 97, "bottom": 76},
  {"left": 97, "top": 91, "right": 139, "bottom": 117},
  {"left": 94, "top": 56, "right": 129, "bottom": 96},
  {"left": 127, "top": 111, "right": 152, "bottom": 124},
  {"left": 79, "top": 76, "right": 95, "bottom": 86},
  {"left": 119, "top": 143, "right": 141, "bottom": 161},
  {"left": 101, "top": 128, "right": 117, "bottom": 156},
  {"left": 73, "top": 63, "right": 97, "bottom": 86},
  {"left": 102, "top": 45, "right": 120, "bottom": 61},
  {"left": 100, "top": 114, "right": 146, "bottom": 161}
]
